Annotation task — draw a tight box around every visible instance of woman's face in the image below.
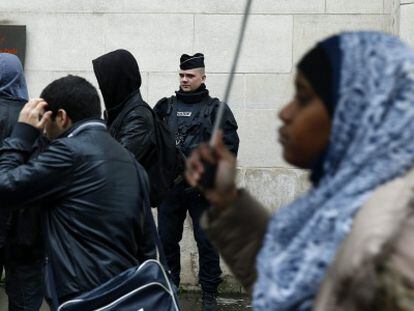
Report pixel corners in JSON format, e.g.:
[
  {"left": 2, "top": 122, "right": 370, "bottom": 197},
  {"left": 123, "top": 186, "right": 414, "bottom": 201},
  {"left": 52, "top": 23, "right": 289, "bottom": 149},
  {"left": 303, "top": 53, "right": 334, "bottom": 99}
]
[{"left": 278, "top": 71, "right": 332, "bottom": 169}]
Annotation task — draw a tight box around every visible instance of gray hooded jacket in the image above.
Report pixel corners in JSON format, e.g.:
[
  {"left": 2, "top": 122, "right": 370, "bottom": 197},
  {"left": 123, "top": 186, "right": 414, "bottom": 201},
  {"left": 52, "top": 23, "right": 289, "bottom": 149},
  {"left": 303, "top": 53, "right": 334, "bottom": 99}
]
[{"left": 0, "top": 53, "right": 28, "bottom": 248}]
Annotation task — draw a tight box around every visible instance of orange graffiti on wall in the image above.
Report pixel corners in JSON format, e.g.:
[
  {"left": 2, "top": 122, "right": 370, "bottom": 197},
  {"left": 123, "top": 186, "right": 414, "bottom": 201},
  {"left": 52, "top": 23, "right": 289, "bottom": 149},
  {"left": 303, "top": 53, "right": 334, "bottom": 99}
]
[{"left": 0, "top": 48, "right": 18, "bottom": 54}]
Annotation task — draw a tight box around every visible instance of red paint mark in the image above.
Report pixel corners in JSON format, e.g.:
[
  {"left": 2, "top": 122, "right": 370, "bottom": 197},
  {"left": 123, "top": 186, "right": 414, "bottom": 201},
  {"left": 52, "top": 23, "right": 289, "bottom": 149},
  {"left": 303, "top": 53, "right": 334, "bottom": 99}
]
[{"left": 0, "top": 48, "right": 18, "bottom": 54}]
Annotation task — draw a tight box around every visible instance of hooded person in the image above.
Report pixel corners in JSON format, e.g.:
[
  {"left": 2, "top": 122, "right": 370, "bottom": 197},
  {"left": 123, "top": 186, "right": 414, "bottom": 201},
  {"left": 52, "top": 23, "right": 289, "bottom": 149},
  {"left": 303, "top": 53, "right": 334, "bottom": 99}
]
[
  {"left": 186, "top": 31, "right": 414, "bottom": 310},
  {"left": 0, "top": 53, "right": 44, "bottom": 310},
  {"left": 0, "top": 53, "right": 28, "bottom": 140},
  {"left": 92, "top": 49, "right": 156, "bottom": 261}
]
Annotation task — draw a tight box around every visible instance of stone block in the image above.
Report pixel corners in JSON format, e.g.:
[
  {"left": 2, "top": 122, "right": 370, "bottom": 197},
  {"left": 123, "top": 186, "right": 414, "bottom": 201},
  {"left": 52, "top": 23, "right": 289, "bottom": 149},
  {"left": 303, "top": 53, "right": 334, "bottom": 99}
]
[
  {"left": 104, "top": 14, "right": 193, "bottom": 72},
  {"left": 25, "top": 70, "right": 54, "bottom": 99},
  {"left": 0, "top": 0, "right": 107, "bottom": 13},
  {"left": 244, "top": 167, "right": 309, "bottom": 211},
  {"left": 388, "top": 0, "right": 401, "bottom": 35},
  {"left": 0, "top": 13, "right": 106, "bottom": 71},
  {"left": 251, "top": 0, "right": 325, "bottom": 14},
  {"left": 140, "top": 72, "right": 149, "bottom": 103},
  {"left": 147, "top": 73, "right": 179, "bottom": 107},
  {"left": 245, "top": 74, "right": 294, "bottom": 110},
  {"left": 293, "top": 14, "right": 390, "bottom": 64},
  {"left": 326, "top": 0, "right": 383, "bottom": 14},
  {"left": 117, "top": 0, "right": 232, "bottom": 14},
  {"left": 194, "top": 14, "right": 293, "bottom": 73},
  {"left": 400, "top": 4, "right": 414, "bottom": 48},
  {"left": 118, "top": 0, "right": 325, "bottom": 14},
  {"left": 206, "top": 74, "right": 245, "bottom": 110},
  {"left": 384, "top": 0, "right": 401, "bottom": 14},
  {"left": 237, "top": 108, "right": 286, "bottom": 167},
  {"left": 0, "top": 0, "right": 324, "bottom": 14},
  {"left": 25, "top": 70, "right": 98, "bottom": 99}
]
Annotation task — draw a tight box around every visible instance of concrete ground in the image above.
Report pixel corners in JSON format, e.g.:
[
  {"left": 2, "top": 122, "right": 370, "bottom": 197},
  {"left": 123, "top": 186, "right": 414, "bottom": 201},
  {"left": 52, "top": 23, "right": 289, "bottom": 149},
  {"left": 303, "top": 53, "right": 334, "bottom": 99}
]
[{"left": 0, "top": 288, "right": 251, "bottom": 310}]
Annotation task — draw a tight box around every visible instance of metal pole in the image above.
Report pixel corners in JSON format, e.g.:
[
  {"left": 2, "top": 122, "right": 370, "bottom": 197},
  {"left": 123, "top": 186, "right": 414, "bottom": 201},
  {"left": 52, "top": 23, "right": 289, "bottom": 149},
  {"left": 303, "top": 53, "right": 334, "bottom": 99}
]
[{"left": 209, "top": 0, "right": 253, "bottom": 146}]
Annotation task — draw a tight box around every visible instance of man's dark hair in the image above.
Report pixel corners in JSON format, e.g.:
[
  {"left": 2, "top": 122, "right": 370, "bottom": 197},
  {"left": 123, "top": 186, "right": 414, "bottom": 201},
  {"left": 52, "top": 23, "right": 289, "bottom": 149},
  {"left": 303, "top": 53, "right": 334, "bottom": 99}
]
[{"left": 40, "top": 75, "right": 101, "bottom": 123}]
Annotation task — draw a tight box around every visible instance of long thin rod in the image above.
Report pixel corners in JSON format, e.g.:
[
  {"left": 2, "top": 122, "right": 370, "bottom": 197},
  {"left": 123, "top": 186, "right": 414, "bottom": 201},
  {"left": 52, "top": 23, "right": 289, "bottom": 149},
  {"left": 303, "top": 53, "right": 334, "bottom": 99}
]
[{"left": 209, "top": 0, "right": 253, "bottom": 146}]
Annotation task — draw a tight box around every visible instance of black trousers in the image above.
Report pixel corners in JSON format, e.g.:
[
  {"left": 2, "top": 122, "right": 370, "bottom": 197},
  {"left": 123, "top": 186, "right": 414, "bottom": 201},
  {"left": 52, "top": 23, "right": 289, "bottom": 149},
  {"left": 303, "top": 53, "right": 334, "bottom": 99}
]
[
  {"left": 4, "top": 256, "right": 44, "bottom": 311},
  {"left": 157, "top": 185, "right": 222, "bottom": 293}
]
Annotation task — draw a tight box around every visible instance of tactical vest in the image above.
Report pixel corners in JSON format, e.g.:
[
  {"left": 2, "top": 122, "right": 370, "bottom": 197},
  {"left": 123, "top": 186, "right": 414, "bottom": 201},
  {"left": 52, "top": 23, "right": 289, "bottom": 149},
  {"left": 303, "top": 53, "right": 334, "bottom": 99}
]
[{"left": 162, "top": 95, "right": 219, "bottom": 157}]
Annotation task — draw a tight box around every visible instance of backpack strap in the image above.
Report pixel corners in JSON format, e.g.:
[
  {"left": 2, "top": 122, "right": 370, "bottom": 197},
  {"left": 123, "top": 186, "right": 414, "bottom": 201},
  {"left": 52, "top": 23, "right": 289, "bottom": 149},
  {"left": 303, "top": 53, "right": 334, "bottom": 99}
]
[
  {"left": 166, "top": 97, "right": 174, "bottom": 116},
  {"left": 201, "top": 97, "right": 219, "bottom": 117},
  {"left": 154, "top": 97, "right": 174, "bottom": 118}
]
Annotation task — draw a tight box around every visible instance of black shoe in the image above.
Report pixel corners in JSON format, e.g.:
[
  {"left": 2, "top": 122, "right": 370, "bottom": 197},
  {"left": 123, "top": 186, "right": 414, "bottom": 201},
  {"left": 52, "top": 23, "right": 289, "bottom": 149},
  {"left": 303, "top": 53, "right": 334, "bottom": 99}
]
[{"left": 202, "top": 291, "right": 218, "bottom": 311}]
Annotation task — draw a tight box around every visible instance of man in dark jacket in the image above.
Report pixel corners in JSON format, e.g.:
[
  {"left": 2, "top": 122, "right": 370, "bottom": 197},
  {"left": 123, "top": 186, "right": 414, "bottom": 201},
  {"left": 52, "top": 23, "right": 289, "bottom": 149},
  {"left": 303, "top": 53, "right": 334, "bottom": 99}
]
[
  {"left": 92, "top": 50, "right": 156, "bottom": 259},
  {"left": 154, "top": 53, "right": 239, "bottom": 310},
  {"left": 0, "top": 53, "right": 44, "bottom": 311},
  {"left": 0, "top": 75, "right": 150, "bottom": 304}
]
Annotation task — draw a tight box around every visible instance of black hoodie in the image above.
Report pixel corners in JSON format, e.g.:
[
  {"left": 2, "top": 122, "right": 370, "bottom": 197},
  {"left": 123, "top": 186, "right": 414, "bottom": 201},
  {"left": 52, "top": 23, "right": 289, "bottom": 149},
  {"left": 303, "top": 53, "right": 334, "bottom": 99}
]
[
  {"left": 92, "top": 49, "right": 155, "bottom": 164},
  {"left": 92, "top": 50, "right": 156, "bottom": 259}
]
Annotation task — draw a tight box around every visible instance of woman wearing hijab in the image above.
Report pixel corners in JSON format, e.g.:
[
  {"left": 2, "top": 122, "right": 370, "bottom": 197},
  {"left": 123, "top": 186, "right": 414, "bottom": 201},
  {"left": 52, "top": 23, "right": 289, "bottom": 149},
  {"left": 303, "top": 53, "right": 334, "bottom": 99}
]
[
  {"left": 186, "top": 31, "right": 414, "bottom": 310},
  {"left": 0, "top": 53, "right": 44, "bottom": 310}
]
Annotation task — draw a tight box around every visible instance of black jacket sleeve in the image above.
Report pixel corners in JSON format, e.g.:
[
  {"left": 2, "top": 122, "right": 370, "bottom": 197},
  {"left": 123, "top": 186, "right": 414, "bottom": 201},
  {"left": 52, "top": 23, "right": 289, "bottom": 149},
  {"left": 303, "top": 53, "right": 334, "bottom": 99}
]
[
  {"left": 118, "top": 106, "right": 156, "bottom": 165},
  {"left": 215, "top": 103, "right": 240, "bottom": 156},
  {"left": 0, "top": 123, "right": 74, "bottom": 210}
]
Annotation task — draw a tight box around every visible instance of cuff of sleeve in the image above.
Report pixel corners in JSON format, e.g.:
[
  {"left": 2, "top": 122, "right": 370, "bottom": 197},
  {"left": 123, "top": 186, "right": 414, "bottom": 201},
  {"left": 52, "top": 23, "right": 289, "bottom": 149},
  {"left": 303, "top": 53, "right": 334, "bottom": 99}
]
[
  {"left": 11, "top": 122, "right": 41, "bottom": 148},
  {"left": 205, "top": 189, "right": 241, "bottom": 222},
  {"left": 202, "top": 188, "right": 270, "bottom": 232}
]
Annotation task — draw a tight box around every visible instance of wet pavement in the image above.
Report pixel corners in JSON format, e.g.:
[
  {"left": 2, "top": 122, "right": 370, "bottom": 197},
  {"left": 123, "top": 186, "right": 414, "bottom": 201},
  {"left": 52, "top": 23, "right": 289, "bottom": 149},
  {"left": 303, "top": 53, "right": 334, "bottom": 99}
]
[
  {"left": 180, "top": 292, "right": 251, "bottom": 311},
  {"left": 0, "top": 288, "right": 251, "bottom": 310}
]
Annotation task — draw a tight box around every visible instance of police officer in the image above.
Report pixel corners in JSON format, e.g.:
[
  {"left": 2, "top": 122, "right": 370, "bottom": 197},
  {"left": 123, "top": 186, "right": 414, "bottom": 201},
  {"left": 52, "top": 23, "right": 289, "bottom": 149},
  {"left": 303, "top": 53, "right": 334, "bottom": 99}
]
[{"left": 154, "top": 53, "right": 239, "bottom": 310}]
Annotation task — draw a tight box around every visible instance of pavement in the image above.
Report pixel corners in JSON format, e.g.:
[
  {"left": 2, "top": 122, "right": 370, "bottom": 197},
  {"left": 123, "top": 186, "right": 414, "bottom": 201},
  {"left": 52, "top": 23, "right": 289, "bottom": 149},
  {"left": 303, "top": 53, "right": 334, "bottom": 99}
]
[{"left": 0, "top": 288, "right": 251, "bottom": 310}]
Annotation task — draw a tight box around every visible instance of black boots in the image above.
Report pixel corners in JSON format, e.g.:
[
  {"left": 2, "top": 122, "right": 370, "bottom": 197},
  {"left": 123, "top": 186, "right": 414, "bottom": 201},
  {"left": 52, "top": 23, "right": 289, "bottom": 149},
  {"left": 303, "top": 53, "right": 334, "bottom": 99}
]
[{"left": 201, "top": 291, "right": 218, "bottom": 311}]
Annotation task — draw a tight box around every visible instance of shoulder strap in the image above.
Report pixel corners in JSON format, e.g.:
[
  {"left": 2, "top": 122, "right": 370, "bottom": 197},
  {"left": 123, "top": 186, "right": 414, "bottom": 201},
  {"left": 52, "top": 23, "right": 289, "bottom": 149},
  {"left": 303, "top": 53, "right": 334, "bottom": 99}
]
[
  {"left": 202, "top": 97, "right": 220, "bottom": 118},
  {"left": 154, "top": 97, "right": 175, "bottom": 118},
  {"left": 166, "top": 97, "right": 175, "bottom": 116}
]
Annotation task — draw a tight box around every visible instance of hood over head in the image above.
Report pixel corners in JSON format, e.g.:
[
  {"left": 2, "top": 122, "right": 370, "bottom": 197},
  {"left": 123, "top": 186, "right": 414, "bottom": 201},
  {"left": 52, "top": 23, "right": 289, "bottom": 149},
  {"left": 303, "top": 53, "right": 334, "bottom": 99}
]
[
  {"left": 0, "top": 53, "right": 28, "bottom": 101},
  {"left": 92, "top": 49, "right": 142, "bottom": 111}
]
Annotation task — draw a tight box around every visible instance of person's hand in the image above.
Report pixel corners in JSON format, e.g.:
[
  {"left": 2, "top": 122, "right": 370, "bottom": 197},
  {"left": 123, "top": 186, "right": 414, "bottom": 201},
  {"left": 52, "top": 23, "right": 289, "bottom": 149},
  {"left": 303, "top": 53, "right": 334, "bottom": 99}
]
[
  {"left": 186, "top": 131, "right": 238, "bottom": 212},
  {"left": 18, "top": 99, "right": 52, "bottom": 131}
]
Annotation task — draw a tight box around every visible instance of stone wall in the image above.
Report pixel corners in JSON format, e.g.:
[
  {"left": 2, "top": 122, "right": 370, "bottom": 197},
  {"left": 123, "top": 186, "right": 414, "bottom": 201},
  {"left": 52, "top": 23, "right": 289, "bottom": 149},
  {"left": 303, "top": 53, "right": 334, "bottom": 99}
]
[
  {"left": 0, "top": 0, "right": 397, "bottom": 291},
  {"left": 399, "top": 1, "right": 414, "bottom": 46}
]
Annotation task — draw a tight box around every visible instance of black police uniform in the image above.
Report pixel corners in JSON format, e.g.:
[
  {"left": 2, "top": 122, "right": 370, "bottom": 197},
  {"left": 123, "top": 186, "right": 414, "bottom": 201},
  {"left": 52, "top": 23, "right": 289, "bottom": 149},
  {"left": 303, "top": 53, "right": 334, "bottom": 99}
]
[{"left": 154, "top": 83, "right": 239, "bottom": 293}]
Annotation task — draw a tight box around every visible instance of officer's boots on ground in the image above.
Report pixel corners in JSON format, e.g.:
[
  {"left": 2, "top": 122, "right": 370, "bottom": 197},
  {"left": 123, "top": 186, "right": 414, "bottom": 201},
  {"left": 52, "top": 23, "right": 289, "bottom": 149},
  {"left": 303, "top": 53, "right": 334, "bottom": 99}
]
[{"left": 202, "top": 291, "right": 218, "bottom": 311}]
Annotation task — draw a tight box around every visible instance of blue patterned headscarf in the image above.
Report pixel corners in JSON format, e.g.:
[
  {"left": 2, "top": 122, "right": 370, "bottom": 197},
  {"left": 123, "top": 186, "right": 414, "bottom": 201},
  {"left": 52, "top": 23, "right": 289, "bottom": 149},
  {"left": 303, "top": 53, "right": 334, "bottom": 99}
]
[
  {"left": 0, "top": 53, "right": 28, "bottom": 101},
  {"left": 254, "top": 32, "right": 414, "bottom": 310}
]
